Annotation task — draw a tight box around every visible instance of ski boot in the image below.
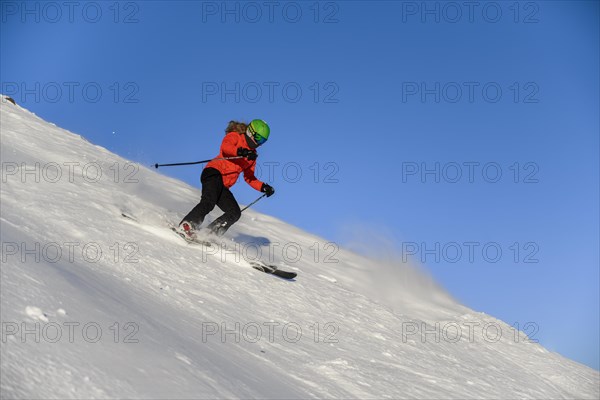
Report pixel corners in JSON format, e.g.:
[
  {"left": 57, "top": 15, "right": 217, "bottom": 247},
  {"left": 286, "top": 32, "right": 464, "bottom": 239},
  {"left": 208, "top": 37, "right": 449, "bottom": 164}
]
[{"left": 175, "top": 220, "right": 198, "bottom": 241}]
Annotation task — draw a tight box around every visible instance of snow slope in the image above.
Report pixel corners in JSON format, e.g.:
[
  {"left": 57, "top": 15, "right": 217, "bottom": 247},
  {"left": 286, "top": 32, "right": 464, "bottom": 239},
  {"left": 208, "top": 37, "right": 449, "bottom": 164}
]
[{"left": 1, "top": 97, "right": 598, "bottom": 399}]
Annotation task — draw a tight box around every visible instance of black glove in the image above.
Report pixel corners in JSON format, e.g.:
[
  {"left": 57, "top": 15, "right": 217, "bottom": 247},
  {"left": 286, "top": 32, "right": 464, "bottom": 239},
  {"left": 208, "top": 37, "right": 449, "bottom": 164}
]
[
  {"left": 237, "top": 147, "right": 257, "bottom": 161},
  {"left": 261, "top": 183, "right": 275, "bottom": 197}
]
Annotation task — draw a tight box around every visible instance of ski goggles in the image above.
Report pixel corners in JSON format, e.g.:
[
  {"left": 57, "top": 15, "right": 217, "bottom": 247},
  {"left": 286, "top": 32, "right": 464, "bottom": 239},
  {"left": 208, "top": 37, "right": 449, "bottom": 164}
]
[{"left": 247, "top": 125, "right": 268, "bottom": 146}]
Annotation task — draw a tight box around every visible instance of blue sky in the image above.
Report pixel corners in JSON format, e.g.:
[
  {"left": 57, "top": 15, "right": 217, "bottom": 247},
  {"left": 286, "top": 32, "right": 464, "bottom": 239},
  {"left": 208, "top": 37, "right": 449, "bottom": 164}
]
[{"left": 2, "top": 1, "right": 598, "bottom": 369}]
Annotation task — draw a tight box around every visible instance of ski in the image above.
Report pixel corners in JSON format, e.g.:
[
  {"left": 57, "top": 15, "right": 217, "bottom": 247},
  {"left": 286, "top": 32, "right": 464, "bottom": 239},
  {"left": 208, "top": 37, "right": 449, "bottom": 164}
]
[
  {"left": 249, "top": 261, "right": 297, "bottom": 280},
  {"left": 120, "top": 213, "right": 297, "bottom": 279},
  {"left": 170, "top": 230, "right": 297, "bottom": 279}
]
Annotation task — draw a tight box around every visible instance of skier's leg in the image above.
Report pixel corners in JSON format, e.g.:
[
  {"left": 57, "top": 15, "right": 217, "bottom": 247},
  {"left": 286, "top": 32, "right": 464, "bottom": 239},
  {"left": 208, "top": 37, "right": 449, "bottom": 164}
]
[
  {"left": 206, "top": 187, "right": 241, "bottom": 236},
  {"left": 180, "top": 168, "right": 223, "bottom": 226}
]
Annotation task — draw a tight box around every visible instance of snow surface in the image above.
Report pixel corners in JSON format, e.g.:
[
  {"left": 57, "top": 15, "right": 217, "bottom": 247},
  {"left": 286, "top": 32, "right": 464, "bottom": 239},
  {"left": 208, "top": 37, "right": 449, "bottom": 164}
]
[{"left": 1, "top": 96, "right": 598, "bottom": 399}]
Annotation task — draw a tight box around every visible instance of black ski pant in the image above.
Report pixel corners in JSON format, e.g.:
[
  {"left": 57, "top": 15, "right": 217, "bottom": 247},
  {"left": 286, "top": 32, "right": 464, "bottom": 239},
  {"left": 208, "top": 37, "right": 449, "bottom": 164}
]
[{"left": 180, "top": 167, "right": 241, "bottom": 236}]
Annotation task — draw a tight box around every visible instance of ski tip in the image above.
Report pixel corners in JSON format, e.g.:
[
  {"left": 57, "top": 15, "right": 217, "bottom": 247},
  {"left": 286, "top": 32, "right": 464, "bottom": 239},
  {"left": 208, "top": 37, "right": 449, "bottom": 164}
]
[
  {"left": 121, "top": 213, "right": 138, "bottom": 222},
  {"left": 275, "top": 271, "right": 297, "bottom": 280}
]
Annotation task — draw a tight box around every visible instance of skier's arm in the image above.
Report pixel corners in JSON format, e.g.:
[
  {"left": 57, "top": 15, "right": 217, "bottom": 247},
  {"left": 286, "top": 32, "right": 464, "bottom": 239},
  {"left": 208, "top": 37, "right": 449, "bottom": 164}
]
[
  {"left": 243, "top": 162, "right": 264, "bottom": 191},
  {"left": 220, "top": 133, "right": 239, "bottom": 157}
]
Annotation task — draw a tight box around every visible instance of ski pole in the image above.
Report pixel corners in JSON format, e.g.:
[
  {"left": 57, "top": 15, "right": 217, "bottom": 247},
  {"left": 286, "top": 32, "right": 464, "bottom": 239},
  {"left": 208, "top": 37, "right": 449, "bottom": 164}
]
[
  {"left": 154, "top": 156, "right": 244, "bottom": 169},
  {"left": 241, "top": 193, "right": 267, "bottom": 213}
]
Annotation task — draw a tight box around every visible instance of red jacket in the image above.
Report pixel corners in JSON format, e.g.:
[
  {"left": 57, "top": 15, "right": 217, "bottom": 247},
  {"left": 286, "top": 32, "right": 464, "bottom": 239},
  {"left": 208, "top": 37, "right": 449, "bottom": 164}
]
[{"left": 205, "top": 131, "right": 263, "bottom": 191}]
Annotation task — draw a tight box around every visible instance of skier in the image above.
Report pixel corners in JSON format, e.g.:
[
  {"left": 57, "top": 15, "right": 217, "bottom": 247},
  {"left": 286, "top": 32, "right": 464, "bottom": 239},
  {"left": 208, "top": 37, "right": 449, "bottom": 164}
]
[{"left": 177, "top": 119, "right": 274, "bottom": 239}]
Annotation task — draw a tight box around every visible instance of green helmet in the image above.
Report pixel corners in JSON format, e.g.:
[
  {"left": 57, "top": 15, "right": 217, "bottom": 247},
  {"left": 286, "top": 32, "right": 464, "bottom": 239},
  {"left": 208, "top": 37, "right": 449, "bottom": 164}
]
[{"left": 248, "top": 119, "right": 270, "bottom": 145}]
